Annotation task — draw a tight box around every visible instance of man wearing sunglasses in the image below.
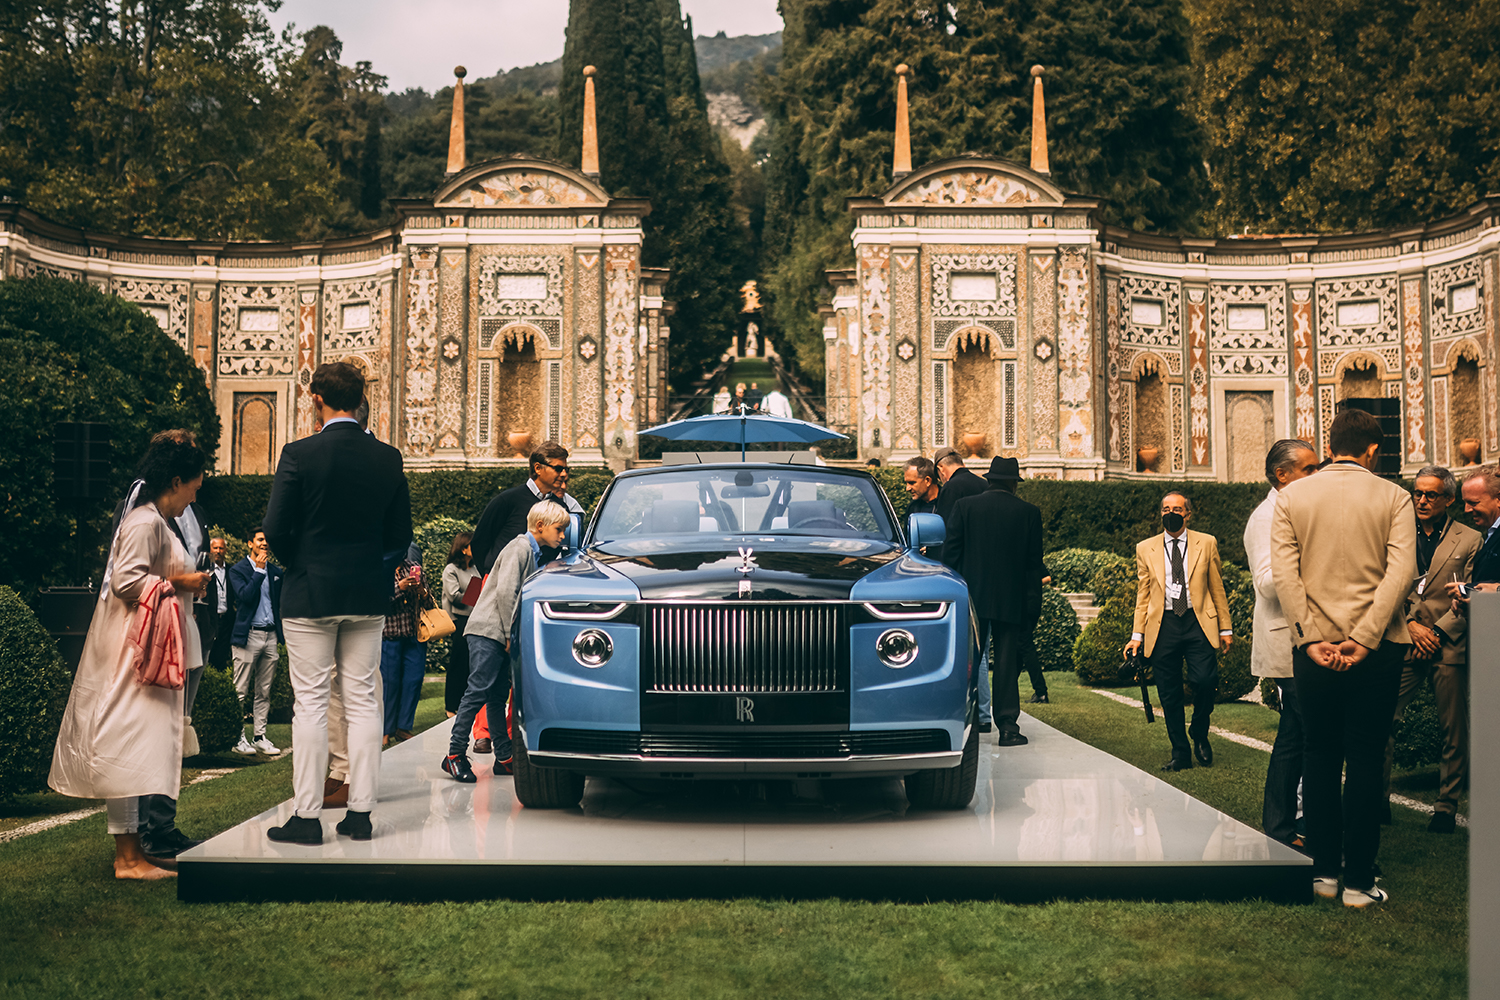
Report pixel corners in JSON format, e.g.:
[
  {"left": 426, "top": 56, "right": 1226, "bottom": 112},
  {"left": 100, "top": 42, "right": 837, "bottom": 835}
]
[
  {"left": 471, "top": 441, "right": 573, "bottom": 574},
  {"left": 1385, "top": 466, "right": 1482, "bottom": 834}
]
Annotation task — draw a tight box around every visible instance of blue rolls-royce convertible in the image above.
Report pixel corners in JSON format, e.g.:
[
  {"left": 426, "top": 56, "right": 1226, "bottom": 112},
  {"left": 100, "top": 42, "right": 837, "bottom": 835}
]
[{"left": 509, "top": 459, "right": 980, "bottom": 810}]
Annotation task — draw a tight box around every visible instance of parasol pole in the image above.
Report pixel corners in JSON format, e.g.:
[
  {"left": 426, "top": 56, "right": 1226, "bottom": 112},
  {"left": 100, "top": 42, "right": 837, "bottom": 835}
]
[{"left": 740, "top": 410, "right": 747, "bottom": 460}]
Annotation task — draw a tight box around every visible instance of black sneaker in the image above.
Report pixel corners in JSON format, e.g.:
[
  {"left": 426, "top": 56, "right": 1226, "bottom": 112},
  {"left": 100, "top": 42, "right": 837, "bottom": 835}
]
[
  {"left": 1028, "top": 692, "right": 1050, "bottom": 704},
  {"left": 441, "top": 753, "right": 477, "bottom": 783},
  {"left": 1428, "top": 811, "right": 1456, "bottom": 834}
]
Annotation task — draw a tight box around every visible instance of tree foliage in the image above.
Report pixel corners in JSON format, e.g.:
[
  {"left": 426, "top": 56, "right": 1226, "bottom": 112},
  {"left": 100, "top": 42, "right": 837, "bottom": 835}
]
[
  {"left": 0, "top": 4, "right": 386, "bottom": 239},
  {"left": 558, "top": 0, "right": 747, "bottom": 391},
  {"left": 1189, "top": 0, "right": 1500, "bottom": 233},
  {"left": 0, "top": 278, "right": 220, "bottom": 596}
]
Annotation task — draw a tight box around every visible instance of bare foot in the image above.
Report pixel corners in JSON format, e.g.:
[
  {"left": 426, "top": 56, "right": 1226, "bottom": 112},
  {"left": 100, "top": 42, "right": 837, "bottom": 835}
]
[{"left": 114, "top": 860, "right": 177, "bottom": 881}]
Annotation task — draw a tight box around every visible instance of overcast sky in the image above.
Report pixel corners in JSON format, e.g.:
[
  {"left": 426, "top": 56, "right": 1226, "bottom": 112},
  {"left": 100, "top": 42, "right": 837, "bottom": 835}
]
[{"left": 267, "top": 1, "right": 785, "bottom": 93}]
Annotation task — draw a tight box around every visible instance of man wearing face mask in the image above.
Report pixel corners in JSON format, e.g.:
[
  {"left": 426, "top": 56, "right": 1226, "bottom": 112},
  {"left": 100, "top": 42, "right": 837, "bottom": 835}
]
[{"left": 1124, "top": 492, "right": 1234, "bottom": 773}]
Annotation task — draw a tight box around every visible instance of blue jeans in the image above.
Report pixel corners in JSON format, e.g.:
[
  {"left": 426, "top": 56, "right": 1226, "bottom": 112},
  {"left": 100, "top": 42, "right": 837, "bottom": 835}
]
[
  {"left": 381, "top": 636, "right": 425, "bottom": 734},
  {"left": 449, "top": 634, "right": 512, "bottom": 758}
]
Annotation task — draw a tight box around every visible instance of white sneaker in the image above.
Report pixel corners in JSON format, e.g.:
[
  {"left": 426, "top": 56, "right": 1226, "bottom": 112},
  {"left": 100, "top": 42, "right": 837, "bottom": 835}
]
[
  {"left": 253, "top": 735, "right": 282, "bottom": 755},
  {"left": 232, "top": 735, "right": 256, "bottom": 755},
  {"left": 1342, "top": 885, "right": 1389, "bottom": 909},
  {"left": 1313, "top": 877, "right": 1339, "bottom": 900}
]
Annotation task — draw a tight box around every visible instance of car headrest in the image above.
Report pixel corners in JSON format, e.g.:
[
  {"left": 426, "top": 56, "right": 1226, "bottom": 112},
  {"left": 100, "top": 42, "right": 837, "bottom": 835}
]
[
  {"left": 787, "top": 500, "right": 838, "bottom": 528},
  {"left": 645, "top": 500, "right": 701, "bottom": 533}
]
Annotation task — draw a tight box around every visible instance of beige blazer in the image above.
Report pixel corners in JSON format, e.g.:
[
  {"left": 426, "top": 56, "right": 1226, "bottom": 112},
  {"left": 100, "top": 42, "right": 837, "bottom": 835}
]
[
  {"left": 1407, "top": 517, "right": 1482, "bottom": 667},
  {"left": 1245, "top": 488, "right": 1292, "bottom": 678},
  {"left": 1131, "top": 529, "right": 1233, "bottom": 657},
  {"left": 1270, "top": 462, "right": 1416, "bottom": 650}
]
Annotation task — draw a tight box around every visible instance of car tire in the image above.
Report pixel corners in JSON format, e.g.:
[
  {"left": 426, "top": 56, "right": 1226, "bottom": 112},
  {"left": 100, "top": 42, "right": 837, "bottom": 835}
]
[
  {"left": 511, "top": 732, "right": 585, "bottom": 809},
  {"left": 904, "top": 723, "right": 979, "bottom": 810}
]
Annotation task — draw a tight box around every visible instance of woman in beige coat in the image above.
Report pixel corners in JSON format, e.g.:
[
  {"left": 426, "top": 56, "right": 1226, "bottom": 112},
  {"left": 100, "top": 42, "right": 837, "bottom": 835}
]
[{"left": 49, "top": 434, "right": 208, "bottom": 880}]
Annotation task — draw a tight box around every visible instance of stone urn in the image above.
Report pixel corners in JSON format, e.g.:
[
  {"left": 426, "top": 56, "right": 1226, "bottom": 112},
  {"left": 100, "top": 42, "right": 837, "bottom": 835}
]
[
  {"left": 1137, "top": 445, "right": 1160, "bottom": 473},
  {"left": 960, "top": 432, "right": 987, "bottom": 457},
  {"left": 1459, "top": 437, "right": 1482, "bottom": 466},
  {"left": 507, "top": 430, "right": 532, "bottom": 460}
]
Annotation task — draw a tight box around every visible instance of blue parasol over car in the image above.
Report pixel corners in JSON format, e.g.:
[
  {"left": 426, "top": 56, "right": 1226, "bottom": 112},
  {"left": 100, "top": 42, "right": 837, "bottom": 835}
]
[{"left": 639, "top": 411, "right": 848, "bottom": 460}]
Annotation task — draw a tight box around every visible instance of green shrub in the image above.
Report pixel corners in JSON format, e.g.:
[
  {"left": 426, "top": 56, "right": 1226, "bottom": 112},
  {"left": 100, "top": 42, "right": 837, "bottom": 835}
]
[
  {"left": 190, "top": 666, "right": 243, "bottom": 754},
  {"left": 1393, "top": 678, "right": 1445, "bottom": 770},
  {"left": 1215, "top": 562, "right": 1258, "bottom": 703},
  {"left": 1085, "top": 554, "right": 1134, "bottom": 605},
  {"left": 270, "top": 646, "right": 293, "bottom": 724},
  {"left": 1034, "top": 587, "right": 1081, "bottom": 671},
  {"left": 1045, "top": 548, "right": 1109, "bottom": 592},
  {"left": 414, "top": 516, "right": 475, "bottom": 673},
  {"left": 1073, "top": 582, "right": 1138, "bottom": 686},
  {"left": 0, "top": 587, "right": 72, "bottom": 798},
  {"left": 1260, "top": 676, "right": 1281, "bottom": 711}
]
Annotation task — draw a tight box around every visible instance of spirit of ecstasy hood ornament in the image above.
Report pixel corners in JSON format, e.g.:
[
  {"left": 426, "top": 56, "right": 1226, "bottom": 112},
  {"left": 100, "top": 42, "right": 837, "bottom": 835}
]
[{"left": 737, "top": 546, "right": 756, "bottom": 596}]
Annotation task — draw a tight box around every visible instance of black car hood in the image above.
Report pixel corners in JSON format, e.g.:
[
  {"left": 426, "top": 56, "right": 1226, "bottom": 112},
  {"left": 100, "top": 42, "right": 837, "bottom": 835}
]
[{"left": 588, "top": 536, "right": 901, "bottom": 601}]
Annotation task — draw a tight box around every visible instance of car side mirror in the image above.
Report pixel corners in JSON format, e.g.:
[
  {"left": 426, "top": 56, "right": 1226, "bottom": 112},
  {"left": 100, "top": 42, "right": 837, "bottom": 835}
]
[
  {"left": 908, "top": 512, "right": 945, "bottom": 551},
  {"left": 566, "top": 512, "right": 582, "bottom": 551}
]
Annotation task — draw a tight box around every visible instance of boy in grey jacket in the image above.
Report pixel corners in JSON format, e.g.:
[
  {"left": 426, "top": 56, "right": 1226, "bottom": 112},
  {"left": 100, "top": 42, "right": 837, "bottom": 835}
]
[{"left": 441, "top": 501, "right": 569, "bottom": 782}]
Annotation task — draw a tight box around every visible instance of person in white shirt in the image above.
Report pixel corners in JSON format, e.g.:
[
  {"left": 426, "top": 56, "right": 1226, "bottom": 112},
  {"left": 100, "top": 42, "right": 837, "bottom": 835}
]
[
  {"left": 762, "top": 389, "right": 794, "bottom": 418},
  {"left": 1245, "top": 439, "right": 1319, "bottom": 846}
]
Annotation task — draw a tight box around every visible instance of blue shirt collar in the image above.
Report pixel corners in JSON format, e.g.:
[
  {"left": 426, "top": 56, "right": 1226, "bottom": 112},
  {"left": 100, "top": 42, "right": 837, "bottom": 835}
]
[
  {"left": 525, "top": 532, "right": 542, "bottom": 564},
  {"left": 322, "top": 417, "right": 360, "bottom": 430}
]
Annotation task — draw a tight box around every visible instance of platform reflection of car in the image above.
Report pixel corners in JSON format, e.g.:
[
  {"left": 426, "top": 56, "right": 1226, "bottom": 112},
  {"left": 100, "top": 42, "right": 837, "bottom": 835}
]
[{"left": 508, "top": 460, "right": 980, "bottom": 810}]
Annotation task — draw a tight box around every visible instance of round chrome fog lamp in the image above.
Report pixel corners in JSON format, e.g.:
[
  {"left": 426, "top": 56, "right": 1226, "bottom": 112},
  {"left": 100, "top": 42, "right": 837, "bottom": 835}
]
[
  {"left": 572, "top": 628, "right": 613, "bottom": 667},
  {"left": 876, "top": 628, "right": 918, "bottom": 668}
]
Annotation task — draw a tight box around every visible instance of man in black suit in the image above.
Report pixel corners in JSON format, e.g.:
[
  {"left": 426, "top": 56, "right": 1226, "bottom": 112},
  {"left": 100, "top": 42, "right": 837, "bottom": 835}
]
[
  {"left": 263, "top": 362, "right": 412, "bottom": 845},
  {"left": 931, "top": 448, "right": 985, "bottom": 565},
  {"left": 470, "top": 441, "right": 571, "bottom": 573},
  {"left": 942, "top": 456, "right": 1045, "bottom": 747},
  {"left": 204, "top": 536, "right": 235, "bottom": 667}
]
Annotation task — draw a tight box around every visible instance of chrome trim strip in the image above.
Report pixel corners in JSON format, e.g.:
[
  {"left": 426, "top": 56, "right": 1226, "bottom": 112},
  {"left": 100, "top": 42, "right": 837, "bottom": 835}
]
[
  {"left": 529, "top": 750, "right": 963, "bottom": 766},
  {"left": 862, "top": 601, "right": 950, "bottom": 621},
  {"left": 541, "top": 601, "right": 629, "bottom": 621}
]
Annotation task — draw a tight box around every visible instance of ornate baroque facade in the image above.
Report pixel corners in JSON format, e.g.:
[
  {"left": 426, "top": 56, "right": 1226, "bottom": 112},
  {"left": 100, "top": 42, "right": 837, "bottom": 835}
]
[
  {"left": 0, "top": 156, "right": 670, "bottom": 473},
  {"left": 827, "top": 157, "right": 1499, "bottom": 480}
]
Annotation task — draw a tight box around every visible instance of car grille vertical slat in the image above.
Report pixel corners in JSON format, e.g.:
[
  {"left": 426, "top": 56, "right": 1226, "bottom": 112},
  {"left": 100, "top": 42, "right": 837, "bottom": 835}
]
[{"left": 646, "top": 603, "right": 848, "bottom": 693}]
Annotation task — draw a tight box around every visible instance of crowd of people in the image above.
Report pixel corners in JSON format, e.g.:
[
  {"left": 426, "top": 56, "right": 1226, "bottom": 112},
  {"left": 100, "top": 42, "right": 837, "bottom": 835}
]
[
  {"left": 710, "top": 380, "right": 794, "bottom": 418},
  {"left": 44, "top": 371, "right": 1495, "bottom": 894}
]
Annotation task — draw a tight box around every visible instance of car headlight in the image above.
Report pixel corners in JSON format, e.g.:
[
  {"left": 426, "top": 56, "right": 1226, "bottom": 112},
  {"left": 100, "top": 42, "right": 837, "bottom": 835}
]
[
  {"left": 876, "top": 628, "right": 918, "bottom": 668},
  {"left": 572, "top": 628, "right": 613, "bottom": 668}
]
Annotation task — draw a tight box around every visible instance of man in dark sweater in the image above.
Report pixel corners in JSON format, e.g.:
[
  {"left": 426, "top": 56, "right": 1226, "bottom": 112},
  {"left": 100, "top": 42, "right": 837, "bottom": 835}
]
[{"left": 470, "top": 442, "right": 572, "bottom": 573}]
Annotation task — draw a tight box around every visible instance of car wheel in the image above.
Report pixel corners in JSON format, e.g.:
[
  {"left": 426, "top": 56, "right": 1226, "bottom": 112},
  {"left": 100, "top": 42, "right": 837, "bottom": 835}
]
[
  {"left": 511, "top": 732, "right": 585, "bottom": 809},
  {"left": 904, "top": 723, "right": 979, "bottom": 810}
]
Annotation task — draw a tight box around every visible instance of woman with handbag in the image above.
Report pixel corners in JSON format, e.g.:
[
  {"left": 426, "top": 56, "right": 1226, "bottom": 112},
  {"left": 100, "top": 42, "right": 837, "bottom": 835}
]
[
  {"left": 441, "top": 532, "right": 479, "bottom": 719},
  {"left": 380, "top": 555, "right": 436, "bottom": 744},
  {"left": 49, "top": 432, "right": 209, "bottom": 880}
]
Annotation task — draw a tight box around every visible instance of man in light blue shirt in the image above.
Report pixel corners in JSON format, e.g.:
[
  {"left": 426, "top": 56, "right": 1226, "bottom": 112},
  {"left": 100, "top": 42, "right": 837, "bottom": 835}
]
[{"left": 229, "top": 527, "right": 285, "bottom": 756}]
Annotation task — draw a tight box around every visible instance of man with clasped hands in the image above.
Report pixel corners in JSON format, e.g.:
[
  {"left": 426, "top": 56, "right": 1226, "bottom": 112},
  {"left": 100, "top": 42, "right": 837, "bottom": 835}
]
[
  {"left": 1124, "top": 492, "right": 1234, "bottom": 773},
  {"left": 1270, "top": 408, "right": 1415, "bottom": 909}
]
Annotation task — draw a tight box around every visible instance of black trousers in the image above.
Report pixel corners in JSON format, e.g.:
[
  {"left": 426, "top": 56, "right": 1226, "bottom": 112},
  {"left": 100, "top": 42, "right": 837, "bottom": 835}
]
[
  {"left": 1262, "top": 676, "right": 1305, "bottom": 845},
  {"left": 444, "top": 616, "right": 472, "bottom": 714},
  {"left": 1294, "top": 641, "right": 1402, "bottom": 891},
  {"left": 1149, "top": 612, "right": 1218, "bottom": 760},
  {"left": 1020, "top": 632, "right": 1048, "bottom": 697},
  {"left": 977, "top": 619, "right": 1027, "bottom": 736}
]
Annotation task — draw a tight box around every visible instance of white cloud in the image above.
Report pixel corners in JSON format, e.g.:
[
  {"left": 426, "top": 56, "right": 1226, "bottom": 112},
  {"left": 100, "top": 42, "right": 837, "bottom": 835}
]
[{"left": 269, "top": 0, "right": 782, "bottom": 93}]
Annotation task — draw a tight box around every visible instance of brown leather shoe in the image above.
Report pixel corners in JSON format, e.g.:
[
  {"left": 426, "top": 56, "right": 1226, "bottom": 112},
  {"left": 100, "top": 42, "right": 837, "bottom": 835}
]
[{"left": 322, "top": 781, "right": 349, "bottom": 809}]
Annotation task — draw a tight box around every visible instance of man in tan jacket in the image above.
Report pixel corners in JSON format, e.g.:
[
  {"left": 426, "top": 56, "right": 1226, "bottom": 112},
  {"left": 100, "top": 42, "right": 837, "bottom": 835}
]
[
  {"left": 1384, "top": 465, "right": 1481, "bottom": 834},
  {"left": 1124, "top": 492, "right": 1234, "bottom": 772},
  {"left": 1271, "top": 408, "right": 1415, "bottom": 908}
]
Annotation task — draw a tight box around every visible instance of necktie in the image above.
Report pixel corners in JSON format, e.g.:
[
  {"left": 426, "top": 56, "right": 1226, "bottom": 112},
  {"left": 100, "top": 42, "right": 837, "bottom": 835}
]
[{"left": 1169, "top": 538, "right": 1188, "bottom": 617}]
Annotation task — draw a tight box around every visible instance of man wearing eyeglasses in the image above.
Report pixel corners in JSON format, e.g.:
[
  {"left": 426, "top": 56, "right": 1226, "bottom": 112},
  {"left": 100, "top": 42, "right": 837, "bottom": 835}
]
[
  {"left": 1383, "top": 466, "right": 1480, "bottom": 834},
  {"left": 471, "top": 442, "right": 573, "bottom": 574}
]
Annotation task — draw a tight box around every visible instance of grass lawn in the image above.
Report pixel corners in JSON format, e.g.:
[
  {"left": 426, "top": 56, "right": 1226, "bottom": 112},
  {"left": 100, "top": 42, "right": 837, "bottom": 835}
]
[{"left": 0, "top": 676, "right": 1466, "bottom": 1000}]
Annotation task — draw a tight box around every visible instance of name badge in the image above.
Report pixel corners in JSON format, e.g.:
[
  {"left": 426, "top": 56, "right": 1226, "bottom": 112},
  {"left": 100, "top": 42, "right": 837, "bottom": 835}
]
[
  {"left": 1416, "top": 578, "right": 1427, "bottom": 596},
  {"left": 1167, "top": 583, "right": 1183, "bottom": 601}
]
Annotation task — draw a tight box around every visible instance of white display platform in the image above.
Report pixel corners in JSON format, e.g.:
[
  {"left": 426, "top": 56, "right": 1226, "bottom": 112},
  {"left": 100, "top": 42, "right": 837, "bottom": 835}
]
[{"left": 178, "top": 713, "right": 1308, "bottom": 903}]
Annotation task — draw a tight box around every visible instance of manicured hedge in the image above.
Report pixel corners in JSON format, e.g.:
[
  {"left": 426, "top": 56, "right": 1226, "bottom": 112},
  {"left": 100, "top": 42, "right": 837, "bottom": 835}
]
[
  {"left": 0, "top": 586, "right": 71, "bottom": 798},
  {"left": 1034, "top": 587, "right": 1081, "bottom": 672},
  {"left": 192, "top": 666, "right": 244, "bottom": 754}
]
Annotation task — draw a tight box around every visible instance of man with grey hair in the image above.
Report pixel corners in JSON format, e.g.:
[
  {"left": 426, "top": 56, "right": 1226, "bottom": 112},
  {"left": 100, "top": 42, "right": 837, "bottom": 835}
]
[
  {"left": 1246, "top": 439, "right": 1320, "bottom": 846},
  {"left": 1384, "top": 464, "right": 1480, "bottom": 833}
]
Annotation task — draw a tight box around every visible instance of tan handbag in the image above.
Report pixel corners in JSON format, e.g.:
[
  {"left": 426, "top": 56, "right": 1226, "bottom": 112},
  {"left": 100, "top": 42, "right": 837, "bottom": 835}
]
[{"left": 416, "top": 584, "right": 456, "bottom": 642}]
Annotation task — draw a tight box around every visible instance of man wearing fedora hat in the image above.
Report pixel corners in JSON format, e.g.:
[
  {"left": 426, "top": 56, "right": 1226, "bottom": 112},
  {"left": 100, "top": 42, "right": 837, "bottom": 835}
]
[{"left": 942, "top": 456, "right": 1045, "bottom": 747}]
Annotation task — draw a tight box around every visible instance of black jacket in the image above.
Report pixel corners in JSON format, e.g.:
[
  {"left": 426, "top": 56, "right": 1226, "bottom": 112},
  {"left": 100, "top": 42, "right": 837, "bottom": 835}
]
[
  {"left": 262, "top": 421, "right": 412, "bottom": 618},
  {"left": 471, "top": 481, "right": 568, "bottom": 573},
  {"left": 941, "top": 486, "right": 1045, "bottom": 626},
  {"left": 1474, "top": 525, "right": 1500, "bottom": 584},
  {"left": 931, "top": 467, "right": 987, "bottom": 564},
  {"left": 228, "top": 557, "right": 284, "bottom": 646}
]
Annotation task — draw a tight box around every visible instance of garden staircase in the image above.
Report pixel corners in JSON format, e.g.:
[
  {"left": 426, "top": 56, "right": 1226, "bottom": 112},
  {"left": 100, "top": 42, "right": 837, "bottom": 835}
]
[{"left": 1062, "top": 592, "right": 1102, "bottom": 628}]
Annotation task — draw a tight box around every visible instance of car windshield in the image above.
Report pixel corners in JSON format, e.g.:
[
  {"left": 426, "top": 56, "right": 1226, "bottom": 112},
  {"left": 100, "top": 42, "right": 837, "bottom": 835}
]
[{"left": 592, "top": 468, "right": 897, "bottom": 544}]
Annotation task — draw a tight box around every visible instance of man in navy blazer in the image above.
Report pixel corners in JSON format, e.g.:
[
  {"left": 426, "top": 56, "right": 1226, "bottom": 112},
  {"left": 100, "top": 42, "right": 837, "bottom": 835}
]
[
  {"left": 262, "top": 362, "right": 412, "bottom": 845},
  {"left": 227, "top": 527, "right": 284, "bottom": 756}
]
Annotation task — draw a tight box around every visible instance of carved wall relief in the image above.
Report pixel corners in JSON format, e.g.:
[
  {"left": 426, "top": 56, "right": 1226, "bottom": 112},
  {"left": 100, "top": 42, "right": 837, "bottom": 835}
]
[
  {"left": 1291, "top": 289, "right": 1317, "bottom": 443},
  {"left": 404, "top": 249, "right": 439, "bottom": 455},
  {"left": 573, "top": 250, "right": 602, "bottom": 451},
  {"left": 891, "top": 250, "right": 920, "bottom": 450},
  {"left": 1208, "top": 283, "right": 1288, "bottom": 376},
  {"left": 1429, "top": 256, "right": 1485, "bottom": 342},
  {"left": 1316, "top": 276, "right": 1399, "bottom": 357},
  {"left": 858, "top": 245, "right": 891, "bottom": 450},
  {"left": 1030, "top": 254, "right": 1058, "bottom": 451},
  {"left": 1056, "top": 248, "right": 1093, "bottom": 459},
  {"left": 1186, "top": 289, "right": 1210, "bottom": 467},
  {"left": 603, "top": 245, "right": 639, "bottom": 456},
  {"left": 114, "top": 279, "right": 189, "bottom": 351},
  {"left": 218, "top": 284, "right": 295, "bottom": 377},
  {"left": 1401, "top": 277, "right": 1427, "bottom": 463}
]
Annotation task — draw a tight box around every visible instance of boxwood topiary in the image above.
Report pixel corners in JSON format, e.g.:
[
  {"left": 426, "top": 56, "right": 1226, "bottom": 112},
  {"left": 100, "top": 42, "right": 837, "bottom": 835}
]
[
  {"left": 1046, "top": 548, "right": 1112, "bottom": 593},
  {"left": 1392, "top": 680, "right": 1443, "bottom": 770},
  {"left": 191, "top": 666, "right": 244, "bottom": 755},
  {"left": 1034, "top": 587, "right": 1081, "bottom": 672},
  {"left": 1085, "top": 555, "right": 1134, "bottom": 606},
  {"left": 269, "top": 645, "right": 293, "bottom": 724},
  {"left": 0, "top": 586, "right": 72, "bottom": 798},
  {"left": 1073, "top": 581, "right": 1138, "bottom": 686},
  {"left": 1214, "top": 561, "right": 1258, "bottom": 703}
]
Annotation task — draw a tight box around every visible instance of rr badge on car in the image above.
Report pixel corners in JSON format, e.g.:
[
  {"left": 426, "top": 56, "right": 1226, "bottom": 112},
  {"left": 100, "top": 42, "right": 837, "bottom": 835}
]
[
  {"left": 737, "top": 546, "right": 756, "bottom": 597},
  {"left": 736, "top": 696, "right": 755, "bottom": 722}
]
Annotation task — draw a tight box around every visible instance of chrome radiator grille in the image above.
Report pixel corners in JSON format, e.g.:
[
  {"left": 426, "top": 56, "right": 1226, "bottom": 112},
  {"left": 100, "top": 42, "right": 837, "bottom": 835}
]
[{"left": 644, "top": 603, "right": 849, "bottom": 693}]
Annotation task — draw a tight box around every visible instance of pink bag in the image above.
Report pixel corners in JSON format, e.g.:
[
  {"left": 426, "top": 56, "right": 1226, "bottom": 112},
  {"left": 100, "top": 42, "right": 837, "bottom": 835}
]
[{"left": 125, "top": 579, "right": 186, "bottom": 689}]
